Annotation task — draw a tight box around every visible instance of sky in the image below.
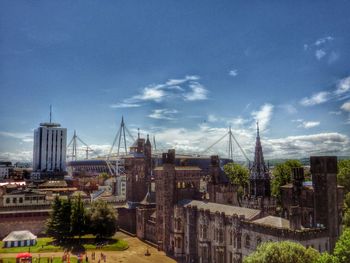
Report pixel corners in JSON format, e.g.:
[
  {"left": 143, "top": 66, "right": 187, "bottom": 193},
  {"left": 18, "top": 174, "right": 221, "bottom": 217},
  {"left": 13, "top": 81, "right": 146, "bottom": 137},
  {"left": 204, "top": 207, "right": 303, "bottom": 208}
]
[{"left": 1, "top": 0, "right": 350, "bottom": 162}]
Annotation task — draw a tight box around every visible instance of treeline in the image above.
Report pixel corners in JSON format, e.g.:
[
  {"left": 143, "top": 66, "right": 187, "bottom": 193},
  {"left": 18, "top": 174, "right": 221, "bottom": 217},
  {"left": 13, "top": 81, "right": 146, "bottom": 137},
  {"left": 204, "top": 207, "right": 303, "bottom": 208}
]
[
  {"left": 244, "top": 228, "right": 350, "bottom": 263},
  {"left": 46, "top": 195, "right": 117, "bottom": 241}
]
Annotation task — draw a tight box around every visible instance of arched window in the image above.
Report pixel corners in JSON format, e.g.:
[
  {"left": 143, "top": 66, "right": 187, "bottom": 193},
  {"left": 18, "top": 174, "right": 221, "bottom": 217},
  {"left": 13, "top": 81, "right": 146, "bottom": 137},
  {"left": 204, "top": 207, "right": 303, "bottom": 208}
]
[{"left": 245, "top": 235, "right": 250, "bottom": 248}]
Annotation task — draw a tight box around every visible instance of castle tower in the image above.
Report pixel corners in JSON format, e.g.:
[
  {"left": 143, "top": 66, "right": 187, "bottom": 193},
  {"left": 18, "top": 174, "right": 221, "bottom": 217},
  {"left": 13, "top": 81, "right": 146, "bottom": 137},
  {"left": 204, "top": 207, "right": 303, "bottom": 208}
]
[
  {"left": 249, "top": 122, "right": 271, "bottom": 198},
  {"left": 311, "top": 156, "right": 339, "bottom": 251},
  {"left": 210, "top": 155, "right": 221, "bottom": 184},
  {"left": 155, "top": 149, "right": 176, "bottom": 252}
]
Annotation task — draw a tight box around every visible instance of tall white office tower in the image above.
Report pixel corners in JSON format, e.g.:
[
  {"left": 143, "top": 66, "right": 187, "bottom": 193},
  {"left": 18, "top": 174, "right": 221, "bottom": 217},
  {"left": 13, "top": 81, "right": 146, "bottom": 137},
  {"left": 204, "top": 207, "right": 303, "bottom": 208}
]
[{"left": 32, "top": 107, "right": 67, "bottom": 180}]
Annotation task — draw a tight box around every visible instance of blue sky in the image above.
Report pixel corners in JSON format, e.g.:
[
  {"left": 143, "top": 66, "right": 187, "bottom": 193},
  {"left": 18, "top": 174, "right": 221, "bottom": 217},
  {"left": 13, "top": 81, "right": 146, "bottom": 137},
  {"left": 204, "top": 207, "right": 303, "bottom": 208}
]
[{"left": 1, "top": 1, "right": 350, "bottom": 161}]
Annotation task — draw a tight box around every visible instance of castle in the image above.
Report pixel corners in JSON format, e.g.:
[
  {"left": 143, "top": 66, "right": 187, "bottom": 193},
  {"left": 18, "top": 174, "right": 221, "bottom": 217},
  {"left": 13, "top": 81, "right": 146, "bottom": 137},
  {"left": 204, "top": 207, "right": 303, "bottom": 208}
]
[{"left": 121, "top": 124, "right": 344, "bottom": 263}]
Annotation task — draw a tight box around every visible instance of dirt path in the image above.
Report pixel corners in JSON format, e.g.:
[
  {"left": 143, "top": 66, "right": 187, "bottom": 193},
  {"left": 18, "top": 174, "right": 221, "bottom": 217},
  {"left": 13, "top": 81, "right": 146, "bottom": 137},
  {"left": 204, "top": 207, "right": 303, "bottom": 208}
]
[{"left": 0, "top": 233, "right": 176, "bottom": 263}]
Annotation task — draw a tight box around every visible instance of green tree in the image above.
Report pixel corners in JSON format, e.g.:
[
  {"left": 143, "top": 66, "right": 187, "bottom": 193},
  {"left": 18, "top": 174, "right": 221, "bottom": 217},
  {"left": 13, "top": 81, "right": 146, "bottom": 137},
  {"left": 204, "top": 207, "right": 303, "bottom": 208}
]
[
  {"left": 71, "top": 195, "right": 87, "bottom": 239},
  {"left": 333, "top": 228, "right": 350, "bottom": 263},
  {"left": 46, "top": 197, "right": 72, "bottom": 241},
  {"left": 343, "top": 193, "right": 350, "bottom": 228},
  {"left": 224, "top": 162, "right": 249, "bottom": 205},
  {"left": 46, "top": 196, "right": 62, "bottom": 240},
  {"left": 89, "top": 200, "right": 118, "bottom": 239},
  {"left": 59, "top": 199, "right": 72, "bottom": 240},
  {"left": 271, "top": 160, "right": 303, "bottom": 202},
  {"left": 316, "top": 253, "right": 339, "bottom": 263},
  {"left": 337, "top": 160, "right": 350, "bottom": 194},
  {"left": 243, "top": 241, "right": 320, "bottom": 263}
]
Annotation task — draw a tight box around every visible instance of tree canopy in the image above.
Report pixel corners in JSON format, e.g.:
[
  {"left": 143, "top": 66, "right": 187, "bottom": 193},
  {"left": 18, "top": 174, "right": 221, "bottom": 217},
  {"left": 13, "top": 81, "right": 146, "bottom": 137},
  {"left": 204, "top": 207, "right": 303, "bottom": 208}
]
[
  {"left": 46, "top": 197, "right": 117, "bottom": 241},
  {"left": 271, "top": 160, "right": 303, "bottom": 201},
  {"left": 243, "top": 241, "right": 320, "bottom": 263},
  {"left": 224, "top": 162, "right": 249, "bottom": 205},
  {"left": 337, "top": 160, "right": 350, "bottom": 194},
  {"left": 333, "top": 228, "right": 350, "bottom": 263},
  {"left": 89, "top": 199, "right": 118, "bottom": 239}
]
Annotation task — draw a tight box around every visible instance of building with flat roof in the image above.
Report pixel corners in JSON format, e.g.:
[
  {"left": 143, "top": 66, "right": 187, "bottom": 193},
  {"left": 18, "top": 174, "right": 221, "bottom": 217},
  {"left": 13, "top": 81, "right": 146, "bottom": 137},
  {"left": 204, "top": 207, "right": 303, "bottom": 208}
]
[{"left": 31, "top": 112, "right": 67, "bottom": 180}]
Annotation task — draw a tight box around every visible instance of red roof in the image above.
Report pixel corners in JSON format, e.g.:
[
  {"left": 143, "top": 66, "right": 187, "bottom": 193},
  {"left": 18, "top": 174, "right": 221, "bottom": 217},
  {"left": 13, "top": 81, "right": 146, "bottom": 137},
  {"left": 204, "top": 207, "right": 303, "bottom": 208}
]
[{"left": 16, "top": 252, "right": 32, "bottom": 258}]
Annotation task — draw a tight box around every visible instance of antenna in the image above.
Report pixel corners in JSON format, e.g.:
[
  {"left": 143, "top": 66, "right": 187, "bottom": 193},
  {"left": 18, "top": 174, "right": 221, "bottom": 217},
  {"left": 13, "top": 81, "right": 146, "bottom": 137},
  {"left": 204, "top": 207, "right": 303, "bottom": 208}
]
[{"left": 49, "top": 105, "right": 52, "bottom": 123}]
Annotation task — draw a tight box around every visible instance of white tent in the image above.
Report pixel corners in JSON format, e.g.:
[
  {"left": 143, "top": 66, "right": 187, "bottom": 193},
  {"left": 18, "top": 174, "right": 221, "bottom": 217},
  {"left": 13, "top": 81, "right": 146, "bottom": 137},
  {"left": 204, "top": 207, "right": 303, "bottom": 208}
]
[{"left": 2, "top": 230, "right": 37, "bottom": 248}]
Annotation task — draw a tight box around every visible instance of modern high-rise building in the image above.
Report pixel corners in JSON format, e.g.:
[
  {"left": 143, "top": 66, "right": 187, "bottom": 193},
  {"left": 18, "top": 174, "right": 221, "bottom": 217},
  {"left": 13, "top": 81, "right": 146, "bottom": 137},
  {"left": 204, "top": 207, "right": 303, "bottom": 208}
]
[{"left": 31, "top": 109, "right": 67, "bottom": 180}]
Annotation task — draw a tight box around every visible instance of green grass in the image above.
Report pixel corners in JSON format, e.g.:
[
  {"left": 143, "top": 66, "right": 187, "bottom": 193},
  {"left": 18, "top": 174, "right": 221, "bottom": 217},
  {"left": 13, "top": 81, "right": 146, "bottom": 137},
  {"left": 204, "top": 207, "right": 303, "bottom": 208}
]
[
  {"left": 0, "top": 236, "right": 128, "bottom": 254},
  {"left": 0, "top": 258, "right": 78, "bottom": 263}
]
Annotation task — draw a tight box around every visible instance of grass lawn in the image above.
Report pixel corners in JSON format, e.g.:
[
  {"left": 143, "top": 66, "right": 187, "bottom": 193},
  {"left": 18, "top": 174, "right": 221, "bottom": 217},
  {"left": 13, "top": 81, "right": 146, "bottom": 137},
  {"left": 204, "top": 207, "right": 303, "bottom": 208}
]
[
  {"left": 0, "top": 257, "right": 78, "bottom": 263},
  {"left": 0, "top": 236, "right": 128, "bottom": 254}
]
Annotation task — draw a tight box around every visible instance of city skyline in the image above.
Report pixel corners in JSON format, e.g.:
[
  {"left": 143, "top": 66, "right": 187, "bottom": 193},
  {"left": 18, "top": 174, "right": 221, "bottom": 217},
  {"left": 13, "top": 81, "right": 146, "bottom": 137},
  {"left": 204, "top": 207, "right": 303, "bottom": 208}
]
[{"left": 1, "top": 1, "right": 350, "bottom": 162}]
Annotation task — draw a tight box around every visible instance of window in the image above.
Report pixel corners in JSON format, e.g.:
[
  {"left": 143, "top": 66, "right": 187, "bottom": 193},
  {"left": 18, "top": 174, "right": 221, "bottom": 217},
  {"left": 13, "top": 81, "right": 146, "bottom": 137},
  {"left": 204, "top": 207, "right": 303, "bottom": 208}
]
[
  {"left": 19, "top": 197, "right": 23, "bottom": 203},
  {"left": 13, "top": 198, "right": 17, "bottom": 203},
  {"left": 203, "top": 225, "right": 207, "bottom": 239},
  {"left": 6, "top": 198, "right": 10, "bottom": 204},
  {"left": 237, "top": 234, "right": 241, "bottom": 249},
  {"left": 245, "top": 235, "right": 250, "bottom": 248}
]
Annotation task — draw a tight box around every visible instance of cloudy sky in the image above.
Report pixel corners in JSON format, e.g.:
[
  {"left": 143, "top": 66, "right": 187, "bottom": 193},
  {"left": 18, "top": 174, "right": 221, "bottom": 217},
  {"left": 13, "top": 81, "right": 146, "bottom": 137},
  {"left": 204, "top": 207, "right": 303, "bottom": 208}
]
[{"left": 1, "top": 1, "right": 350, "bottom": 162}]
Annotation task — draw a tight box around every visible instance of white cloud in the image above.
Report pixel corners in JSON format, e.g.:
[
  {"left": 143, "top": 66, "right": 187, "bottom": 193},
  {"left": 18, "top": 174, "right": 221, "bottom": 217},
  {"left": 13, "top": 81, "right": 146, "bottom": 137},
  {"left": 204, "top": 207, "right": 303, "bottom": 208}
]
[
  {"left": 341, "top": 101, "right": 350, "bottom": 112},
  {"left": 0, "top": 150, "right": 33, "bottom": 162},
  {"left": 314, "top": 36, "right": 334, "bottom": 46},
  {"left": 134, "top": 86, "right": 166, "bottom": 102},
  {"left": 251, "top": 104, "right": 274, "bottom": 131},
  {"left": 229, "top": 69, "right": 238, "bottom": 77},
  {"left": 109, "top": 103, "right": 141, "bottom": 108},
  {"left": 300, "top": 91, "right": 330, "bottom": 106},
  {"left": 329, "top": 111, "right": 342, "bottom": 115},
  {"left": 149, "top": 125, "right": 350, "bottom": 160},
  {"left": 166, "top": 75, "right": 199, "bottom": 86},
  {"left": 299, "top": 121, "right": 320, "bottom": 129},
  {"left": 183, "top": 82, "right": 208, "bottom": 101},
  {"left": 335, "top": 76, "right": 350, "bottom": 95},
  {"left": 0, "top": 131, "right": 33, "bottom": 143},
  {"left": 208, "top": 114, "right": 219, "bottom": 123},
  {"left": 148, "top": 109, "right": 178, "bottom": 120},
  {"left": 265, "top": 132, "right": 349, "bottom": 158},
  {"left": 113, "top": 75, "right": 208, "bottom": 107},
  {"left": 315, "top": 49, "right": 326, "bottom": 60}
]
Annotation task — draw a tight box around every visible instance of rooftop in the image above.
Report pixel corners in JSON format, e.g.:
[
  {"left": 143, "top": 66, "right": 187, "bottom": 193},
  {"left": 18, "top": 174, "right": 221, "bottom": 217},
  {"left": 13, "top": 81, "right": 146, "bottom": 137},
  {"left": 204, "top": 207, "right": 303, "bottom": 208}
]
[
  {"left": 3, "top": 230, "right": 37, "bottom": 242},
  {"left": 154, "top": 166, "right": 202, "bottom": 171},
  {"left": 252, "top": 216, "right": 292, "bottom": 229},
  {"left": 179, "top": 200, "right": 261, "bottom": 220}
]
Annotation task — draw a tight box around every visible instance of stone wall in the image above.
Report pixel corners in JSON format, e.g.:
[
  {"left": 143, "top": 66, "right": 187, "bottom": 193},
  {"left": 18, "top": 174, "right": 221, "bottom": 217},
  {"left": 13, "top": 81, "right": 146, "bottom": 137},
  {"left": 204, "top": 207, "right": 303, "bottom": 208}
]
[{"left": 0, "top": 217, "right": 47, "bottom": 238}]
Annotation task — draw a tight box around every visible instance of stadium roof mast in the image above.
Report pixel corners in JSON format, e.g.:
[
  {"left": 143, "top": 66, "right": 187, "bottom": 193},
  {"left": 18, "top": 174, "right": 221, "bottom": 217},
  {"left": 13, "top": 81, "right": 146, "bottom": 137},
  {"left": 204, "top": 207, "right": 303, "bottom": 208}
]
[
  {"left": 106, "top": 116, "right": 135, "bottom": 175},
  {"left": 202, "top": 126, "right": 250, "bottom": 165},
  {"left": 67, "top": 130, "right": 94, "bottom": 160}
]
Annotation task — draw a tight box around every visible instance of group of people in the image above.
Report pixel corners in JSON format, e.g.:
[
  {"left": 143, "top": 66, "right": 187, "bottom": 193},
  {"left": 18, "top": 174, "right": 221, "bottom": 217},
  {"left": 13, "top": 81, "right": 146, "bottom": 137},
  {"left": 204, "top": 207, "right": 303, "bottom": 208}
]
[{"left": 90, "top": 252, "right": 107, "bottom": 263}]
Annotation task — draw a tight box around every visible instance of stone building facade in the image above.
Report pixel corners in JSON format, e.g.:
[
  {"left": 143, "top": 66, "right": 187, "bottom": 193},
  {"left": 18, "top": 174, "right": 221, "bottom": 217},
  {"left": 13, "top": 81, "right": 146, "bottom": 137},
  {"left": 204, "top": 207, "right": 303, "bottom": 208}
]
[{"left": 141, "top": 154, "right": 342, "bottom": 263}]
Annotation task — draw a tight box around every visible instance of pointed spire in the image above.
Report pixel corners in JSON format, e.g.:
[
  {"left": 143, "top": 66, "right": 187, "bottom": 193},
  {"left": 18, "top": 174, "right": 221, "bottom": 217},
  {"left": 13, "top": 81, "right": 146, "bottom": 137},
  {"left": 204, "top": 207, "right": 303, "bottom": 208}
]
[
  {"left": 146, "top": 134, "right": 151, "bottom": 145},
  {"left": 138, "top": 128, "right": 140, "bottom": 139},
  {"left": 121, "top": 115, "right": 124, "bottom": 126},
  {"left": 256, "top": 121, "right": 260, "bottom": 138}
]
